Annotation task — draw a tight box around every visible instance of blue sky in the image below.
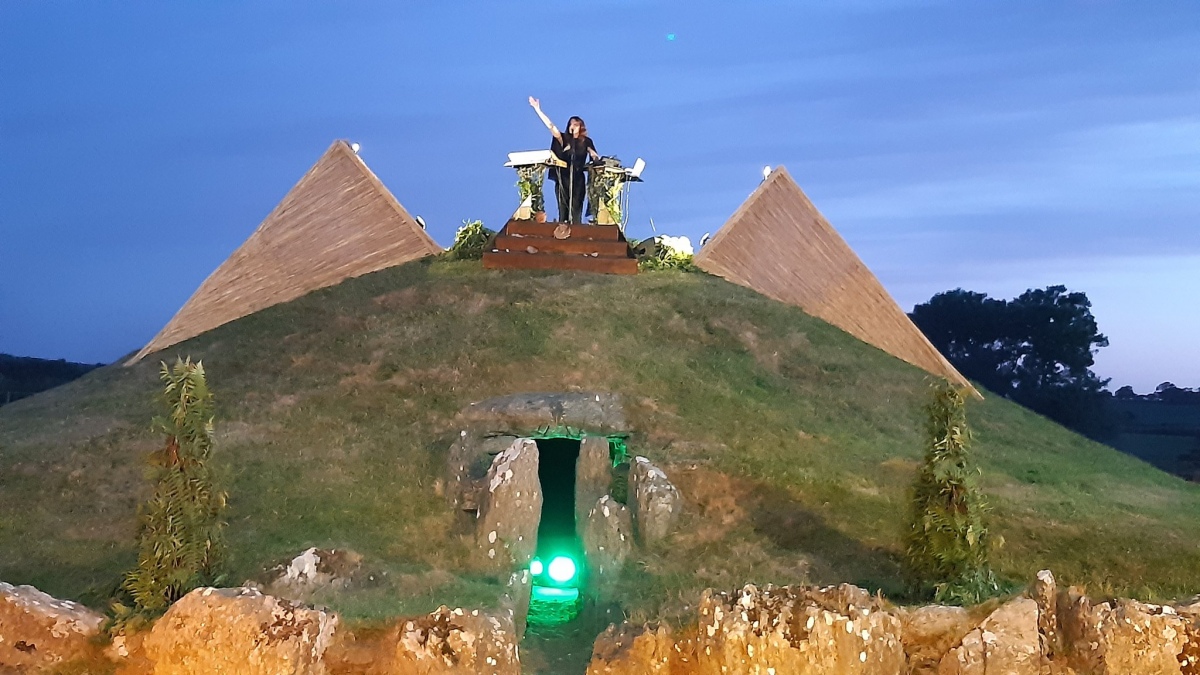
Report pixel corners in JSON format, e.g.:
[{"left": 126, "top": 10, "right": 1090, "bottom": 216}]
[{"left": 2, "top": 1, "right": 1197, "bottom": 392}]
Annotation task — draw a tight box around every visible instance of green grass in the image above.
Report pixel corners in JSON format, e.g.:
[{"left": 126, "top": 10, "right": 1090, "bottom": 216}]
[{"left": 3, "top": 258, "right": 1200, "bottom": 630}]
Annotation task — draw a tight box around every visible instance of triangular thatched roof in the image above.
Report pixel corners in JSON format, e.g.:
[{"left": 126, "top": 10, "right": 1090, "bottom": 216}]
[
  {"left": 128, "top": 140, "right": 441, "bottom": 365},
  {"left": 694, "top": 167, "right": 979, "bottom": 397}
]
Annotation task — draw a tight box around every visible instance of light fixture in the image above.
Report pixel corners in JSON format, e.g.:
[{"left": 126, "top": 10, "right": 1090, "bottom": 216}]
[
  {"left": 762, "top": 165, "right": 772, "bottom": 180},
  {"left": 547, "top": 555, "right": 577, "bottom": 584},
  {"left": 350, "top": 142, "right": 361, "bottom": 154},
  {"left": 529, "top": 558, "right": 544, "bottom": 576}
]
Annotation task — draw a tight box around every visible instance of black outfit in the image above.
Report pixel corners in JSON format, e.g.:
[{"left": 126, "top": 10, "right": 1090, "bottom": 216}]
[{"left": 548, "top": 133, "right": 595, "bottom": 224}]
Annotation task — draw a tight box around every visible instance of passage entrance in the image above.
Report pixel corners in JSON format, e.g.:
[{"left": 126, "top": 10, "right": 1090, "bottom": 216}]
[{"left": 529, "top": 437, "right": 583, "bottom": 625}]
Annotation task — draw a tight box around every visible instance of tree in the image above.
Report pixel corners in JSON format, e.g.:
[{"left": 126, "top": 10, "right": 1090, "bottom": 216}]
[
  {"left": 910, "top": 286, "right": 1115, "bottom": 440},
  {"left": 120, "top": 358, "right": 227, "bottom": 616},
  {"left": 903, "top": 380, "right": 1000, "bottom": 604}
]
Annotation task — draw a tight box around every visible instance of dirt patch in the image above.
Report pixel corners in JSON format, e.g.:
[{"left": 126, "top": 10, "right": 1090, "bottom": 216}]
[{"left": 372, "top": 286, "right": 420, "bottom": 310}]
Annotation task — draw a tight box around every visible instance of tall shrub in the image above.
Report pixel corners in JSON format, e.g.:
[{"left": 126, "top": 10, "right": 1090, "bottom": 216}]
[
  {"left": 122, "top": 358, "right": 227, "bottom": 614},
  {"left": 903, "top": 379, "right": 999, "bottom": 604}
]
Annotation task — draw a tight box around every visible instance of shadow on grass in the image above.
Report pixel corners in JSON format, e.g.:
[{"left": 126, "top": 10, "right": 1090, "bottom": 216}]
[{"left": 748, "top": 484, "right": 906, "bottom": 598}]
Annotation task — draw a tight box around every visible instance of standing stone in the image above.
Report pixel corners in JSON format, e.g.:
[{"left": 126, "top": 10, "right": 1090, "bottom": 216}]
[
  {"left": 938, "top": 597, "right": 1042, "bottom": 675},
  {"left": 582, "top": 496, "right": 634, "bottom": 592},
  {"left": 900, "top": 605, "right": 973, "bottom": 675},
  {"left": 142, "top": 587, "right": 337, "bottom": 675},
  {"left": 1176, "top": 600, "right": 1200, "bottom": 675},
  {"left": 393, "top": 606, "right": 520, "bottom": 675},
  {"left": 1030, "top": 569, "right": 1059, "bottom": 658},
  {"left": 0, "top": 581, "right": 104, "bottom": 671},
  {"left": 477, "top": 438, "right": 542, "bottom": 572},
  {"left": 576, "top": 435, "right": 612, "bottom": 530},
  {"left": 500, "top": 570, "right": 532, "bottom": 640},
  {"left": 629, "top": 456, "right": 681, "bottom": 545}
]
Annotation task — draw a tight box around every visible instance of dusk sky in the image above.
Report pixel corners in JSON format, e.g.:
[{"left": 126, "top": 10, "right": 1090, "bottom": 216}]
[{"left": 2, "top": 1, "right": 1197, "bottom": 393}]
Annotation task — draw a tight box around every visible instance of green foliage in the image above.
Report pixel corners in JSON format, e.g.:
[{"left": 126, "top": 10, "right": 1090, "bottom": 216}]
[
  {"left": 635, "top": 235, "right": 697, "bottom": 271},
  {"left": 903, "top": 380, "right": 1001, "bottom": 604},
  {"left": 587, "top": 157, "right": 624, "bottom": 224},
  {"left": 444, "top": 219, "right": 496, "bottom": 260},
  {"left": 120, "top": 358, "right": 226, "bottom": 617},
  {"left": 515, "top": 166, "right": 545, "bottom": 214}
]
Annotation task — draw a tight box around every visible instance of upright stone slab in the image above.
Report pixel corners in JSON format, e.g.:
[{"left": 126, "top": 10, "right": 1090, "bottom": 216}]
[
  {"left": 576, "top": 435, "right": 612, "bottom": 529},
  {"left": 629, "top": 456, "right": 681, "bottom": 545},
  {"left": 393, "top": 606, "right": 520, "bottom": 675},
  {"left": 938, "top": 597, "right": 1042, "bottom": 675},
  {"left": 477, "top": 438, "right": 542, "bottom": 572},
  {"left": 582, "top": 495, "right": 633, "bottom": 593}
]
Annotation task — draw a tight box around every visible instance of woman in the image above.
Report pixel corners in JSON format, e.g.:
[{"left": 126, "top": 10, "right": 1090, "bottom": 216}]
[{"left": 529, "top": 96, "right": 600, "bottom": 224}]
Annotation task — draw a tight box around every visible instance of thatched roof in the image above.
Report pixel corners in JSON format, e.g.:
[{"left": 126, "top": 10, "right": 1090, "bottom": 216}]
[
  {"left": 694, "top": 167, "right": 980, "bottom": 397},
  {"left": 127, "top": 140, "right": 441, "bottom": 365}
]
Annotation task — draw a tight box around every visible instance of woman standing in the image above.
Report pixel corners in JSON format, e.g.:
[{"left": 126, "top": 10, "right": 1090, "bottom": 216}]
[{"left": 529, "top": 96, "right": 600, "bottom": 224}]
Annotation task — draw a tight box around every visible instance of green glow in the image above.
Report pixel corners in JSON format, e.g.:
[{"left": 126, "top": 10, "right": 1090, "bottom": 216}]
[
  {"left": 548, "top": 555, "right": 576, "bottom": 583},
  {"left": 529, "top": 559, "right": 543, "bottom": 576},
  {"left": 532, "top": 586, "right": 579, "bottom": 601}
]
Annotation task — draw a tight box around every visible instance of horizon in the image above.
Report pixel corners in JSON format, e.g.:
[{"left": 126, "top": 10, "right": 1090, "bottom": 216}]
[{"left": 2, "top": 1, "right": 1197, "bottom": 393}]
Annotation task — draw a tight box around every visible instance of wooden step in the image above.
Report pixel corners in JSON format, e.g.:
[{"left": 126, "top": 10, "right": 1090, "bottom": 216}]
[
  {"left": 482, "top": 250, "right": 638, "bottom": 275},
  {"left": 504, "top": 220, "right": 623, "bottom": 241},
  {"left": 493, "top": 235, "right": 631, "bottom": 257}
]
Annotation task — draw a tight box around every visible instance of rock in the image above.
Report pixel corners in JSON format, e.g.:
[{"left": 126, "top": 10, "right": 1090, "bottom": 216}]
[
  {"left": 900, "top": 605, "right": 973, "bottom": 674},
  {"left": 460, "top": 392, "right": 628, "bottom": 435},
  {"left": 938, "top": 597, "right": 1042, "bottom": 675},
  {"left": 477, "top": 438, "right": 542, "bottom": 572},
  {"left": 1058, "top": 589, "right": 1187, "bottom": 675},
  {"left": 1176, "top": 603, "right": 1200, "bottom": 675},
  {"left": 447, "top": 434, "right": 516, "bottom": 510},
  {"left": 582, "top": 496, "right": 634, "bottom": 592},
  {"left": 0, "top": 581, "right": 104, "bottom": 671},
  {"left": 629, "top": 456, "right": 681, "bottom": 545},
  {"left": 393, "top": 606, "right": 519, "bottom": 674},
  {"left": 586, "top": 623, "right": 675, "bottom": 675},
  {"left": 501, "top": 570, "right": 532, "bottom": 640},
  {"left": 694, "top": 583, "right": 905, "bottom": 674},
  {"left": 142, "top": 586, "right": 337, "bottom": 675},
  {"left": 1031, "top": 569, "right": 1059, "bottom": 658},
  {"left": 576, "top": 435, "right": 612, "bottom": 529},
  {"left": 266, "top": 547, "right": 364, "bottom": 601}
]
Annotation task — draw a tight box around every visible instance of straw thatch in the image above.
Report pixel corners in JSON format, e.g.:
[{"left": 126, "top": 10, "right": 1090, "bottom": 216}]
[
  {"left": 127, "top": 140, "right": 441, "bottom": 365},
  {"left": 694, "top": 167, "right": 980, "bottom": 398}
]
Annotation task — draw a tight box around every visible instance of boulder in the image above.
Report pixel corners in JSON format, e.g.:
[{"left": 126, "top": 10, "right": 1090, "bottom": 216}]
[
  {"left": 0, "top": 581, "right": 104, "bottom": 671},
  {"left": 630, "top": 456, "right": 681, "bottom": 545},
  {"left": 582, "top": 495, "right": 634, "bottom": 592},
  {"left": 693, "top": 583, "right": 905, "bottom": 674},
  {"left": 142, "top": 586, "right": 337, "bottom": 675},
  {"left": 938, "top": 597, "right": 1042, "bottom": 675},
  {"left": 1175, "top": 601, "right": 1200, "bottom": 675},
  {"left": 500, "top": 570, "right": 531, "bottom": 640},
  {"left": 459, "top": 392, "right": 628, "bottom": 435},
  {"left": 393, "top": 606, "right": 519, "bottom": 674},
  {"left": 1031, "top": 569, "right": 1059, "bottom": 658},
  {"left": 446, "top": 433, "right": 517, "bottom": 511},
  {"left": 476, "top": 438, "right": 542, "bottom": 572},
  {"left": 587, "top": 623, "right": 675, "bottom": 675},
  {"left": 576, "top": 435, "right": 613, "bottom": 529},
  {"left": 1058, "top": 589, "right": 1187, "bottom": 675},
  {"left": 900, "top": 605, "right": 973, "bottom": 674}
]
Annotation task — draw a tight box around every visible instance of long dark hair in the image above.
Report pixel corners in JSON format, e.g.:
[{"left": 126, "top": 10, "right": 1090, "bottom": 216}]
[{"left": 566, "top": 116, "right": 588, "bottom": 138}]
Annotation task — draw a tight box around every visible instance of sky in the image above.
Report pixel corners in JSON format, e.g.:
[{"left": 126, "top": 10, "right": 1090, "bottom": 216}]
[{"left": 1, "top": 1, "right": 1197, "bottom": 393}]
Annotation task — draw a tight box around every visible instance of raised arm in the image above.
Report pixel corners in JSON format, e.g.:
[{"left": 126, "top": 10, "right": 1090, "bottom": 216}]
[{"left": 528, "top": 97, "right": 562, "bottom": 143}]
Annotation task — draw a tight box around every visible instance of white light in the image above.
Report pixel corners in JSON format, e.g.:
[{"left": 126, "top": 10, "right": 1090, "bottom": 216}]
[
  {"left": 700, "top": 232, "right": 711, "bottom": 247},
  {"left": 350, "top": 142, "right": 361, "bottom": 154},
  {"left": 548, "top": 556, "right": 576, "bottom": 583},
  {"left": 762, "top": 165, "right": 772, "bottom": 180},
  {"left": 416, "top": 215, "right": 427, "bottom": 230},
  {"left": 529, "top": 559, "right": 544, "bottom": 576}
]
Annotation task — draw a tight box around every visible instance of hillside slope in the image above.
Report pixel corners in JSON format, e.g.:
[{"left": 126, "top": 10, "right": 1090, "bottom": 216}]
[{"left": 2, "top": 259, "right": 1198, "bottom": 621}]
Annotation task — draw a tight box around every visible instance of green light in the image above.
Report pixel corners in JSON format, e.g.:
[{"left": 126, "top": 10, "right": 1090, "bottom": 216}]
[
  {"left": 547, "top": 555, "right": 576, "bottom": 583},
  {"left": 529, "top": 559, "right": 543, "bottom": 576},
  {"left": 532, "top": 586, "right": 579, "bottom": 601}
]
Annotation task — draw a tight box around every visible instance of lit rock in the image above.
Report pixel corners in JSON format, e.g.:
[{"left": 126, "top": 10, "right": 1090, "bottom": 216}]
[
  {"left": 0, "top": 581, "right": 104, "bottom": 671},
  {"left": 1058, "top": 590, "right": 1187, "bottom": 675},
  {"left": 898, "top": 604, "right": 972, "bottom": 675},
  {"left": 587, "top": 623, "right": 675, "bottom": 675},
  {"left": 576, "top": 435, "right": 612, "bottom": 528},
  {"left": 265, "top": 547, "right": 364, "bottom": 601},
  {"left": 476, "top": 438, "right": 542, "bottom": 572},
  {"left": 583, "top": 495, "right": 634, "bottom": 591},
  {"left": 393, "top": 605, "right": 519, "bottom": 674},
  {"left": 630, "top": 456, "right": 681, "bottom": 545},
  {"left": 142, "top": 586, "right": 337, "bottom": 674},
  {"left": 1030, "top": 569, "right": 1059, "bottom": 658},
  {"left": 938, "top": 597, "right": 1042, "bottom": 675}
]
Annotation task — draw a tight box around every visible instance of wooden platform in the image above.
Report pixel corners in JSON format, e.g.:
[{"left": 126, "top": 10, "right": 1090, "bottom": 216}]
[{"left": 482, "top": 219, "right": 638, "bottom": 275}]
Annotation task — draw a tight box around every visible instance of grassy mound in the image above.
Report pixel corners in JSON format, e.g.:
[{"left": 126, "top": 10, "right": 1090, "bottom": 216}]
[{"left": 3, "top": 259, "right": 1199, "bottom": 625}]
